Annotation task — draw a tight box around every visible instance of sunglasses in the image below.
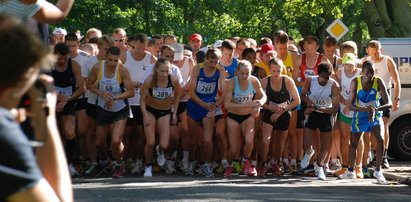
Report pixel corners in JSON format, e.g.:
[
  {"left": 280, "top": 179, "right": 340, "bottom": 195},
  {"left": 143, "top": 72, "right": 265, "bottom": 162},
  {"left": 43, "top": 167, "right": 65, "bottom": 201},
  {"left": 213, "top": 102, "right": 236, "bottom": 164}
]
[{"left": 115, "top": 38, "right": 125, "bottom": 42}]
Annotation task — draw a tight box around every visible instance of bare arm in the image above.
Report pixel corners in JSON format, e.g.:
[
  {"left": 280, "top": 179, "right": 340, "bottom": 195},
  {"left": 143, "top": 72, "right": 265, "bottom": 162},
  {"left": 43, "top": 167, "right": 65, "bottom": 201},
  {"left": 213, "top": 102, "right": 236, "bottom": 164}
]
[
  {"left": 292, "top": 54, "right": 303, "bottom": 87},
  {"left": 285, "top": 76, "right": 301, "bottom": 110},
  {"left": 31, "top": 0, "right": 75, "bottom": 24},
  {"left": 387, "top": 57, "right": 400, "bottom": 111},
  {"left": 376, "top": 78, "right": 392, "bottom": 112},
  {"left": 69, "top": 61, "right": 85, "bottom": 101},
  {"left": 115, "top": 66, "right": 135, "bottom": 100}
]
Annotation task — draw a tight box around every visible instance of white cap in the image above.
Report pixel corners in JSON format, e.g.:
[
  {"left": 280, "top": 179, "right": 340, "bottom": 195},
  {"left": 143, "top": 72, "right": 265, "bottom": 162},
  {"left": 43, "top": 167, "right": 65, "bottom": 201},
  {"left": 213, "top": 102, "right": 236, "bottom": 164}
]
[
  {"left": 171, "top": 43, "right": 184, "bottom": 61},
  {"left": 213, "top": 40, "right": 223, "bottom": 48},
  {"left": 53, "top": 28, "right": 67, "bottom": 35}
]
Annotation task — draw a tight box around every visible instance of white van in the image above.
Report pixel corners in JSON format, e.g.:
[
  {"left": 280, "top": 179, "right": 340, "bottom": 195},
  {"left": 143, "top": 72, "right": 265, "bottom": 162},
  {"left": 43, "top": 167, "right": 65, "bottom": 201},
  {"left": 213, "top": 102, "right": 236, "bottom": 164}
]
[{"left": 378, "top": 38, "right": 411, "bottom": 160}]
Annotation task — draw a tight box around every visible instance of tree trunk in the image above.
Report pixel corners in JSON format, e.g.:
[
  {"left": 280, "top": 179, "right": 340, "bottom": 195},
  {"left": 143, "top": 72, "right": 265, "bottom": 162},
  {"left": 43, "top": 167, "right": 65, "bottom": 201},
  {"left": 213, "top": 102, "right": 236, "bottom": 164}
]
[{"left": 364, "top": 0, "right": 411, "bottom": 38}]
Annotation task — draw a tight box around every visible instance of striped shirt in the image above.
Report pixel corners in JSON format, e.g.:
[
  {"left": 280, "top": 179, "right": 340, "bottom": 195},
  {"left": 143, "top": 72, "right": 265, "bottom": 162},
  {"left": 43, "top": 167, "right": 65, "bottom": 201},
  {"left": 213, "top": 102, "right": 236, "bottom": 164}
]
[{"left": 0, "top": 0, "right": 45, "bottom": 18}]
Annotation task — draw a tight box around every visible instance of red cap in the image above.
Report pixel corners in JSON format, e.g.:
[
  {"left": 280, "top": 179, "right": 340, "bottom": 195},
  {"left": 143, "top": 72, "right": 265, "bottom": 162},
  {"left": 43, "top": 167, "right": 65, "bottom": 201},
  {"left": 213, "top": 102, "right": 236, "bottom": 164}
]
[
  {"left": 260, "top": 43, "right": 275, "bottom": 54},
  {"left": 189, "top": 33, "right": 202, "bottom": 41}
]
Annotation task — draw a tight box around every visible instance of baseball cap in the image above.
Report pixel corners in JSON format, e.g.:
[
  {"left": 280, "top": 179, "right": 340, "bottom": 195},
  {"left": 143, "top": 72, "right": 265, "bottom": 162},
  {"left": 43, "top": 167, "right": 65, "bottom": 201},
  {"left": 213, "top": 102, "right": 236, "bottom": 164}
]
[
  {"left": 53, "top": 28, "right": 67, "bottom": 35},
  {"left": 189, "top": 33, "right": 202, "bottom": 41},
  {"left": 342, "top": 53, "right": 356, "bottom": 65},
  {"left": 171, "top": 43, "right": 184, "bottom": 61},
  {"left": 213, "top": 40, "right": 223, "bottom": 48},
  {"left": 260, "top": 43, "right": 275, "bottom": 54}
]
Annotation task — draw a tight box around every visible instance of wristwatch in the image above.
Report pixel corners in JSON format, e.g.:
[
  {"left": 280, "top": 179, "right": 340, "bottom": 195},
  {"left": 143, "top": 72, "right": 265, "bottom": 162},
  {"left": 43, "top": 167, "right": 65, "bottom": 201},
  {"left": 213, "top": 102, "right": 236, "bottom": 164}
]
[{"left": 394, "top": 97, "right": 400, "bottom": 101}]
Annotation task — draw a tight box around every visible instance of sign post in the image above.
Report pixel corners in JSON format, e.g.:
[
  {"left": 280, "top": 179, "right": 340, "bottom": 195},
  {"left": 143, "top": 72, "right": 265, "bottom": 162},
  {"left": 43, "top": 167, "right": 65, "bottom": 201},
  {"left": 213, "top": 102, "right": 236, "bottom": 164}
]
[{"left": 326, "top": 19, "right": 349, "bottom": 41}]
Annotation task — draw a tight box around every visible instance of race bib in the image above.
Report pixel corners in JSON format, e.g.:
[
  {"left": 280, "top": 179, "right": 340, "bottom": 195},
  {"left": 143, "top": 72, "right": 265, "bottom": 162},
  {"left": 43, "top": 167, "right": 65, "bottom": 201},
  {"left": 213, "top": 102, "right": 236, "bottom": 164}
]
[
  {"left": 269, "top": 101, "right": 288, "bottom": 108},
  {"left": 152, "top": 87, "right": 173, "bottom": 99},
  {"left": 358, "top": 100, "right": 375, "bottom": 108},
  {"left": 55, "top": 86, "right": 72, "bottom": 96},
  {"left": 311, "top": 97, "right": 332, "bottom": 108},
  {"left": 196, "top": 80, "right": 216, "bottom": 94},
  {"left": 304, "top": 69, "right": 316, "bottom": 79},
  {"left": 233, "top": 93, "right": 253, "bottom": 104}
]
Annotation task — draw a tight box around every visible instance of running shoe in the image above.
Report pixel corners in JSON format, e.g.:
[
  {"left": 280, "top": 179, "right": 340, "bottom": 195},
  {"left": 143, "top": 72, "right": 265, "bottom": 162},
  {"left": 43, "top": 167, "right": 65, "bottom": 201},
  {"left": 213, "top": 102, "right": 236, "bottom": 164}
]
[
  {"left": 257, "top": 165, "right": 267, "bottom": 177},
  {"left": 233, "top": 161, "right": 243, "bottom": 174},
  {"left": 249, "top": 165, "right": 257, "bottom": 176},
  {"left": 112, "top": 165, "right": 124, "bottom": 178},
  {"left": 204, "top": 163, "right": 215, "bottom": 178},
  {"left": 131, "top": 159, "right": 143, "bottom": 175},
  {"left": 324, "top": 164, "right": 332, "bottom": 176},
  {"left": 69, "top": 163, "right": 79, "bottom": 177},
  {"left": 289, "top": 164, "right": 298, "bottom": 174},
  {"left": 185, "top": 161, "right": 195, "bottom": 176},
  {"left": 164, "top": 159, "right": 176, "bottom": 174},
  {"left": 301, "top": 149, "right": 315, "bottom": 169},
  {"left": 224, "top": 166, "right": 233, "bottom": 178},
  {"left": 242, "top": 160, "right": 251, "bottom": 175},
  {"left": 144, "top": 165, "right": 153, "bottom": 177},
  {"left": 363, "top": 167, "right": 371, "bottom": 178},
  {"left": 195, "top": 163, "right": 204, "bottom": 174},
  {"left": 333, "top": 167, "right": 348, "bottom": 177},
  {"left": 181, "top": 159, "right": 189, "bottom": 172},
  {"left": 316, "top": 166, "right": 326, "bottom": 180},
  {"left": 382, "top": 158, "right": 390, "bottom": 169},
  {"left": 156, "top": 145, "right": 166, "bottom": 167},
  {"left": 214, "top": 164, "right": 224, "bottom": 174},
  {"left": 329, "top": 159, "right": 342, "bottom": 171},
  {"left": 295, "top": 165, "right": 315, "bottom": 176},
  {"left": 373, "top": 169, "right": 386, "bottom": 184},
  {"left": 85, "top": 162, "right": 101, "bottom": 177},
  {"left": 272, "top": 164, "right": 282, "bottom": 177},
  {"left": 355, "top": 166, "right": 364, "bottom": 179},
  {"left": 338, "top": 170, "right": 356, "bottom": 179}
]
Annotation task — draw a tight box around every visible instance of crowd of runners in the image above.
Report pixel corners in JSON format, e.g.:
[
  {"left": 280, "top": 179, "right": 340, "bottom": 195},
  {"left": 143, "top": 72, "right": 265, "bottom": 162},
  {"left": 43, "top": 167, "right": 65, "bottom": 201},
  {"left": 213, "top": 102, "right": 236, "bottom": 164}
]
[{"left": 47, "top": 27, "right": 400, "bottom": 184}]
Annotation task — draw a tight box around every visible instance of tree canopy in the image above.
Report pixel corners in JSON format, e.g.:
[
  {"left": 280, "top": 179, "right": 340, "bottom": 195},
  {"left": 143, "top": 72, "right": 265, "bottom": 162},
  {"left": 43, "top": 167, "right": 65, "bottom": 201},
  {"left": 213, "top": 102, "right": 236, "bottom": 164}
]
[{"left": 51, "top": 0, "right": 411, "bottom": 47}]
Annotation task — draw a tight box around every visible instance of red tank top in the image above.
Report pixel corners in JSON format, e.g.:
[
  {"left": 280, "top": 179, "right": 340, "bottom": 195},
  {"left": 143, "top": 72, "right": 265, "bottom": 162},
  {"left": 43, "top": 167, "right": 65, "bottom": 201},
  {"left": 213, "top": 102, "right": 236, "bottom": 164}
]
[{"left": 300, "top": 54, "right": 323, "bottom": 81}]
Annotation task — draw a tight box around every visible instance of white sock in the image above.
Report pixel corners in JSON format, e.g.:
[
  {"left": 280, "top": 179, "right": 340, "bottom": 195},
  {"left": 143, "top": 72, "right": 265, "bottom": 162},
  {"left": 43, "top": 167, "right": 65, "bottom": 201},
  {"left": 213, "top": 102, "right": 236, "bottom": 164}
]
[
  {"left": 183, "top": 151, "right": 189, "bottom": 161},
  {"left": 283, "top": 159, "right": 289, "bottom": 166},
  {"left": 221, "top": 159, "right": 229, "bottom": 168},
  {"left": 290, "top": 159, "right": 297, "bottom": 165}
]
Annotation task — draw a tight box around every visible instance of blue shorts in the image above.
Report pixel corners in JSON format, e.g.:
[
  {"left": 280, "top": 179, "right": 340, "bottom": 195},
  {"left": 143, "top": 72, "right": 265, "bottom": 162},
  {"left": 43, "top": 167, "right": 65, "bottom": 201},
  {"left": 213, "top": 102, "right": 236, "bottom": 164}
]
[
  {"left": 187, "top": 99, "right": 209, "bottom": 122},
  {"left": 351, "top": 120, "right": 381, "bottom": 133}
]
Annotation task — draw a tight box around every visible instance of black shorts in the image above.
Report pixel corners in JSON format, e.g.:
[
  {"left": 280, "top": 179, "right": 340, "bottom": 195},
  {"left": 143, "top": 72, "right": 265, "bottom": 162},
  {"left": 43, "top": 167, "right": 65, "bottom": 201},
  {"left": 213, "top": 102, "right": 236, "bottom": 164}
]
[
  {"left": 177, "top": 101, "right": 187, "bottom": 115},
  {"left": 380, "top": 96, "right": 390, "bottom": 118},
  {"left": 227, "top": 112, "right": 252, "bottom": 124},
  {"left": 85, "top": 102, "right": 97, "bottom": 120},
  {"left": 75, "top": 98, "right": 87, "bottom": 111},
  {"left": 305, "top": 111, "right": 333, "bottom": 132},
  {"left": 262, "top": 109, "right": 290, "bottom": 131},
  {"left": 127, "top": 106, "right": 143, "bottom": 126},
  {"left": 57, "top": 100, "right": 76, "bottom": 117},
  {"left": 296, "top": 109, "right": 304, "bottom": 129},
  {"left": 96, "top": 106, "right": 129, "bottom": 126},
  {"left": 146, "top": 105, "right": 171, "bottom": 120}
]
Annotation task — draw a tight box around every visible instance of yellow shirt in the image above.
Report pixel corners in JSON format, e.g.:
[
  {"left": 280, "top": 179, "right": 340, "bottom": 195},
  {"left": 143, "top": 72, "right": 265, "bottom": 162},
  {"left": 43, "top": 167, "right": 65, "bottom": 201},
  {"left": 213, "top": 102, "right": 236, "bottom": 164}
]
[
  {"left": 283, "top": 51, "right": 294, "bottom": 77},
  {"left": 255, "top": 61, "right": 288, "bottom": 77}
]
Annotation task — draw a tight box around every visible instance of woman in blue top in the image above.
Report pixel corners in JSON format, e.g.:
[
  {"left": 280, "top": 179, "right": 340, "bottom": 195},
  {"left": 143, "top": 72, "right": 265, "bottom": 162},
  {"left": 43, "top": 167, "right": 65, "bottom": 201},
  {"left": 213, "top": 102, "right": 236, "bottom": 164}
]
[
  {"left": 339, "top": 61, "right": 391, "bottom": 184},
  {"left": 224, "top": 60, "right": 267, "bottom": 178},
  {"left": 186, "top": 48, "right": 226, "bottom": 177}
]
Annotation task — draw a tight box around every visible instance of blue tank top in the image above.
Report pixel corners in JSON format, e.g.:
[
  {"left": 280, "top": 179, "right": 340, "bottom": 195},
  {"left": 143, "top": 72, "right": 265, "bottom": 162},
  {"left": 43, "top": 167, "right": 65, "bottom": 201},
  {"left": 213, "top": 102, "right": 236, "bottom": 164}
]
[
  {"left": 232, "top": 76, "right": 256, "bottom": 104},
  {"left": 352, "top": 76, "right": 382, "bottom": 125},
  {"left": 218, "top": 58, "right": 238, "bottom": 79},
  {"left": 195, "top": 68, "right": 220, "bottom": 103}
]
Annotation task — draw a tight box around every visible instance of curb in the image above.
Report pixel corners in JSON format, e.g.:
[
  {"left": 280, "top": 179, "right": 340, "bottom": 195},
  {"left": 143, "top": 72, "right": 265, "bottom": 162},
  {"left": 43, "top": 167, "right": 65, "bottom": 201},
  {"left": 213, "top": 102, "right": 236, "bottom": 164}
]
[{"left": 369, "top": 168, "right": 411, "bottom": 186}]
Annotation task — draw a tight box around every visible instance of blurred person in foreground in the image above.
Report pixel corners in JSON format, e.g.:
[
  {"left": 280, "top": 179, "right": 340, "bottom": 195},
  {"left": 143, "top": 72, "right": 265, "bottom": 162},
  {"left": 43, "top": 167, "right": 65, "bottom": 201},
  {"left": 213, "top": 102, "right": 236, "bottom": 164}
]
[{"left": 0, "top": 14, "right": 72, "bottom": 201}]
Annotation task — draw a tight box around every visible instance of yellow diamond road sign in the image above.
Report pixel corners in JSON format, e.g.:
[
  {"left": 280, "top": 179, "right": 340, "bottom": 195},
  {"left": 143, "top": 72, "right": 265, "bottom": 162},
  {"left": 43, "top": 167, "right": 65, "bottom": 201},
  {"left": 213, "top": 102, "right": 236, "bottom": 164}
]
[{"left": 326, "top": 19, "right": 349, "bottom": 41}]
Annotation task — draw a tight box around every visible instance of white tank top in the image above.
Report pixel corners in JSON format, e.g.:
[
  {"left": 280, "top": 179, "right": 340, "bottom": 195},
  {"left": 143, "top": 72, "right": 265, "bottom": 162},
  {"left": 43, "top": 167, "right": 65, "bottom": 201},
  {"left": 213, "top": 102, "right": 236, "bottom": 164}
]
[
  {"left": 179, "top": 58, "right": 191, "bottom": 102},
  {"left": 124, "top": 51, "right": 152, "bottom": 106},
  {"left": 180, "top": 57, "right": 191, "bottom": 85},
  {"left": 340, "top": 68, "right": 361, "bottom": 117},
  {"left": 97, "top": 62, "right": 126, "bottom": 112},
  {"left": 374, "top": 56, "right": 392, "bottom": 90},
  {"left": 308, "top": 76, "right": 335, "bottom": 113},
  {"left": 83, "top": 56, "right": 100, "bottom": 104}
]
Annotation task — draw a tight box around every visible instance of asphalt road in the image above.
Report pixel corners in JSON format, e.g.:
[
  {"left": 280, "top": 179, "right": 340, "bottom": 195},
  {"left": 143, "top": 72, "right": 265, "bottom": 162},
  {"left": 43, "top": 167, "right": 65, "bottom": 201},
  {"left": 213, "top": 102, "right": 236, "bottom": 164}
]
[{"left": 73, "top": 173, "right": 411, "bottom": 201}]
